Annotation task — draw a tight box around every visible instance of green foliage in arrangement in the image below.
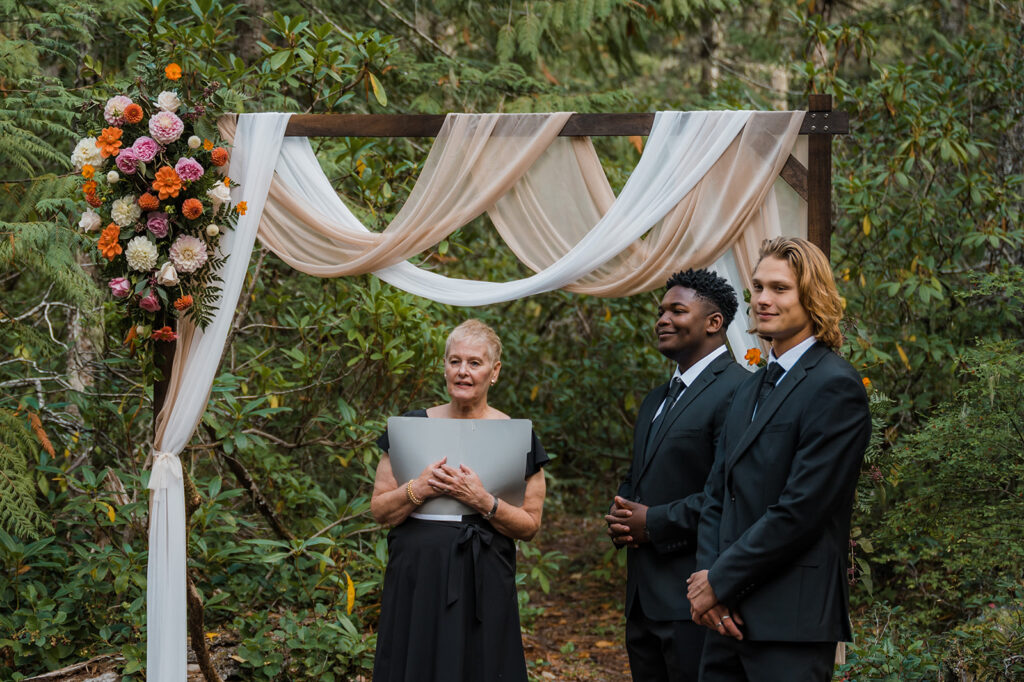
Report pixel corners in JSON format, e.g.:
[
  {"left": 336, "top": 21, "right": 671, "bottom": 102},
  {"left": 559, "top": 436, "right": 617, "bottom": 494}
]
[{"left": 1, "top": 0, "right": 1023, "bottom": 679}]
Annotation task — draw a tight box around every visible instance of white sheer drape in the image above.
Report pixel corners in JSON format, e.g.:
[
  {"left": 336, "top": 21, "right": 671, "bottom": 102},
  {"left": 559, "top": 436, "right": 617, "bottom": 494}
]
[{"left": 147, "top": 111, "right": 806, "bottom": 679}]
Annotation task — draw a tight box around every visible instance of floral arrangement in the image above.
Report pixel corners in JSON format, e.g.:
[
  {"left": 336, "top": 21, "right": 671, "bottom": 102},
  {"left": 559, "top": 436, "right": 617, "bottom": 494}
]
[{"left": 71, "top": 62, "right": 246, "bottom": 345}]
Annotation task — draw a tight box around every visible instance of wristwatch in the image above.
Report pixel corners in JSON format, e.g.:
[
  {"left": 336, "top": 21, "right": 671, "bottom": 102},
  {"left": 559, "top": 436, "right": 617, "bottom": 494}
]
[{"left": 483, "top": 495, "right": 499, "bottom": 520}]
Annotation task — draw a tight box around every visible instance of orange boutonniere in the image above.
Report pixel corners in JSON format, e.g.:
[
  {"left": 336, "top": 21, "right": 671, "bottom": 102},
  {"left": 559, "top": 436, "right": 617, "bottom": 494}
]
[
  {"left": 744, "top": 347, "right": 762, "bottom": 366},
  {"left": 862, "top": 377, "right": 872, "bottom": 389}
]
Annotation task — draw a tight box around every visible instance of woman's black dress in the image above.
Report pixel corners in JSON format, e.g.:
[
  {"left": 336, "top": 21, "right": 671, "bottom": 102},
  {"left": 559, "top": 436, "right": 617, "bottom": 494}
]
[{"left": 372, "top": 410, "right": 548, "bottom": 682}]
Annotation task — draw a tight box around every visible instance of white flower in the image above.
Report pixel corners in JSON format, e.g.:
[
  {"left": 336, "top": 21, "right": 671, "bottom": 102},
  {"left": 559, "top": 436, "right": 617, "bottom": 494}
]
[
  {"left": 107, "top": 170, "right": 120, "bottom": 183},
  {"left": 125, "top": 236, "right": 159, "bottom": 272},
  {"left": 188, "top": 135, "right": 202, "bottom": 149},
  {"left": 156, "top": 261, "right": 179, "bottom": 286},
  {"left": 78, "top": 209, "right": 102, "bottom": 232},
  {"left": 110, "top": 196, "right": 142, "bottom": 227},
  {"left": 156, "top": 90, "right": 181, "bottom": 113},
  {"left": 206, "top": 183, "right": 231, "bottom": 210},
  {"left": 71, "top": 137, "right": 103, "bottom": 170},
  {"left": 169, "top": 235, "right": 208, "bottom": 273},
  {"left": 206, "top": 223, "right": 220, "bottom": 237}
]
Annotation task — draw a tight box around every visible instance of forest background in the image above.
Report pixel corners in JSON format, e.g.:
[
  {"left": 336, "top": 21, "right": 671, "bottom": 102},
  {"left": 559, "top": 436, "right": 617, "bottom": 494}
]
[{"left": 1, "top": 0, "right": 1023, "bottom": 680}]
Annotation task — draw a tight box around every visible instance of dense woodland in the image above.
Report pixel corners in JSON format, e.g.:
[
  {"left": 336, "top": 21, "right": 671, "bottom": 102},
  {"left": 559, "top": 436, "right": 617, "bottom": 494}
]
[{"left": 1, "top": 0, "right": 1023, "bottom": 679}]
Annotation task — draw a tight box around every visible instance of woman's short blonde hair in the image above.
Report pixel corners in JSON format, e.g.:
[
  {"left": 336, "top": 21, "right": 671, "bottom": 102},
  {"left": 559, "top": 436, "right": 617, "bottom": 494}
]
[
  {"left": 755, "top": 237, "right": 845, "bottom": 350},
  {"left": 444, "top": 319, "right": 503, "bottom": 364}
]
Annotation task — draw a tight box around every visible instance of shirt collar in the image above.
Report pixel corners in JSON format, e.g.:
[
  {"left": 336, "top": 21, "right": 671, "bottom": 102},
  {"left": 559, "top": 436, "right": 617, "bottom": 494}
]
[
  {"left": 768, "top": 335, "right": 818, "bottom": 373},
  {"left": 672, "top": 344, "right": 728, "bottom": 387}
]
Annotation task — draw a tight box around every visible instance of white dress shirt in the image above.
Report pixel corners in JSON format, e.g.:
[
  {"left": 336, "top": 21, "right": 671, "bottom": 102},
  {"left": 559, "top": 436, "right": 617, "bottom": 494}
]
[{"left": 651, "top": 344, "right": 729, "bottom": 422}]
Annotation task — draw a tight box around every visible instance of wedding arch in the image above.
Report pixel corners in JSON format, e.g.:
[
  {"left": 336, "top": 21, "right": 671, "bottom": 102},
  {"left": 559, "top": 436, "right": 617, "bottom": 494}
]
[{"left": 146, "top": 95, "right": 848, "bottom": 680}]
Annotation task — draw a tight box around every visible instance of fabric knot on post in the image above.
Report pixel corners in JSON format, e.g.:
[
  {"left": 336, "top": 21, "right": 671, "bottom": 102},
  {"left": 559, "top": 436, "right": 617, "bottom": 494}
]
[
  {"left": 446, "top": 522, "right": 495, "bottom": 622},
  {"left": 148, "top": 450, "right": 183, "bottom": 492}
]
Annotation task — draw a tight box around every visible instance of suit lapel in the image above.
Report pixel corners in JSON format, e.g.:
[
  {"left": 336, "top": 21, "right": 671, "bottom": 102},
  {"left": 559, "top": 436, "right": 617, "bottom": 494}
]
[
  {"left": 725, "top": 342, "right": 829, "bottom": 474},
  {"left": 637, "top": 354, "right": 729, "bottom": 482},
  {"left": 633, "top": 382, "right": 667, "bottom": 484}
]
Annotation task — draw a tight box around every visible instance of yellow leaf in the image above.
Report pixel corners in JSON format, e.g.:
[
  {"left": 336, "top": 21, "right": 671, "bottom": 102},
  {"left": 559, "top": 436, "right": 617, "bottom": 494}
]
[
  {"left": 628, "top": 136, "right": 643, "bottom": 154},
  {"left": 356, "top": 158, "right": 366, "bottom": 177},
  {"left": 862, "top": 215, "right": 871, "bottom": 236},
  {"left": 345, "top": 570, "right": 355, "bottom": 614},
  {"left": 895, "top": 342, "right": 911, "bottom": 370},
  {"left": 102, "top": 502, "right": 116, "bottom": 523},
  {"left": 269, "top": 394, "right": 279, "bottom": 409},
  {"left": 859, "top": 273, "right": 866, "bottom": 287},
  {"left": 529, "top": 385, "right": 540, "bottom": 401},
  {"left": 368, "top": 72, "right": 387, "bottom": 106},
  {"left": 604, "top": 307, "right": 611, "bottom": 322}
]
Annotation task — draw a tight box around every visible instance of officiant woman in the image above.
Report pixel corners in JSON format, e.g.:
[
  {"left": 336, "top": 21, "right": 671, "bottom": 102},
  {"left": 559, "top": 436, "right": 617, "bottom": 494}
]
[{"left": 369, "top": 319, "right": 549, "bottom": 682}]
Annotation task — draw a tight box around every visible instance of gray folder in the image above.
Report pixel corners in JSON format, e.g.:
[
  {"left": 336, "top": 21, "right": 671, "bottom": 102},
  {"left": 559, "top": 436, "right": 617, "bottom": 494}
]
[{"left": 386, "top": 417, "right": 532, "bottom": 515}]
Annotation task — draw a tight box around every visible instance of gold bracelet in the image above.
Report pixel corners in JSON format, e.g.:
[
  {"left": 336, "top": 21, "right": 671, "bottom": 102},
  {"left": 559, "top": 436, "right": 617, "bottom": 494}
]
[{"left": 406, "top": 480, "right": 423, "bottom": 506}]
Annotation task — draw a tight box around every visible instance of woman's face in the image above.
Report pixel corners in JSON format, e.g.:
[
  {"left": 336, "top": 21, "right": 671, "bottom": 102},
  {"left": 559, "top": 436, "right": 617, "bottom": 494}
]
[{"left": 444, "top": 336, "right": 500, "bottom": 405}]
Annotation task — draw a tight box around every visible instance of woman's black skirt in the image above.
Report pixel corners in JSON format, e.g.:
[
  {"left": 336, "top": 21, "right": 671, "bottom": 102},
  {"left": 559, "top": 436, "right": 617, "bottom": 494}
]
[{"left": 372, "top": 515, "right": 528, "bottom": 682}]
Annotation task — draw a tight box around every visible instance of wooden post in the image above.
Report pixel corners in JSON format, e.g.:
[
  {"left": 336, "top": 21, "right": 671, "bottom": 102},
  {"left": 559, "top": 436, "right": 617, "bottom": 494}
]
[{"left": 806, "top": 94, "right": 834, "bottom": 261}]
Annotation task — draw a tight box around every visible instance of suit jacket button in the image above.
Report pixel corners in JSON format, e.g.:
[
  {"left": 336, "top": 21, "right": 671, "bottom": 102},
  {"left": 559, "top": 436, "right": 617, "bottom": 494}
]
[{"left": 730, "top": 495, "right": 736, "bottom": 501}]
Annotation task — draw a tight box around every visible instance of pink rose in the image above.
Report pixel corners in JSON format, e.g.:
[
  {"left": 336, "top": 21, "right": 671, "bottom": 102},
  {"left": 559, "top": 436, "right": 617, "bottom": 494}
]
[
  {"left": 149, "top": 111, "right": 184, "bottom": 145},
  {"left": 139, "top": 290, "right": 161, "bottom": 312},
  {"left": 115, "top": 147, "right": 139, "bottom": 174},
  {"left": 104, "top": 95, "right": 132, "bottom": 125},
  {"left": 174, "top": 157, "right": 204, "bottom": 181},
  {"left": 109, "top": 277, "right": 131, "bottom": 298},
  {"left": 147, "top": 212, "right": 170, "bottom": 238},
  {"left": 132, "top": 136, "right": 159, "bottom": 163}
]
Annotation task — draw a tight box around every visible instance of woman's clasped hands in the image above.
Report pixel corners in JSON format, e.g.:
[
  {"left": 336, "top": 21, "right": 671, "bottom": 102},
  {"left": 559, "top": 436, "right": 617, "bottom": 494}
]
[{"left": 429, "top": 460, "right": 491, "bottom": 511}]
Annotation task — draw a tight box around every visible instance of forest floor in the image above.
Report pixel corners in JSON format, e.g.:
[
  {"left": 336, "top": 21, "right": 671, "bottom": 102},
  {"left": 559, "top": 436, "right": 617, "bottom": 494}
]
[{"left": 522, "top": 508, "right": 632, "bottom": 681}]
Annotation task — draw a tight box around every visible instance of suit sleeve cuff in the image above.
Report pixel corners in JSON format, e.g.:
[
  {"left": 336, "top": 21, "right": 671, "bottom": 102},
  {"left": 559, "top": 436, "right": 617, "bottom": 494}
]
[{"left": 645, "top": 505, "right": 692, "bottom": 554}]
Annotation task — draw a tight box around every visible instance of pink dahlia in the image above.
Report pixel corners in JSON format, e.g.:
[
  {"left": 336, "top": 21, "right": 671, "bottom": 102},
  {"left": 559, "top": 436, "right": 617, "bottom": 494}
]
[
  {"left": 115, "top": 147, "right": 140, "bottom": 175},
  {"left": 104, "top": 95, "right": 133, "bottom": 125},
  {"left": 174, "top": 157, "right": 204, "bottom": 181},
  {"left": 147, "top": 212, "right": 170, "bottom": 239},
  {"left": 132, "top": 136, "right": 159, "bottom": 163},
  {"left": 109, "top": 277, "right": 131, "bottom": 298},
  {"left": 169, "top": 234, "right": 208, "bottom": 273},
  {"left": 149, "top": 111, "right": 184, "bottom": 145}
]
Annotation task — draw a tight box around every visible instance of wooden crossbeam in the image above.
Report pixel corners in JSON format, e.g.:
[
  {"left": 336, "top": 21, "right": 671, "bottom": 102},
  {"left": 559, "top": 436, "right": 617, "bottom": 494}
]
[{"left": 283, "top": 111, "right": 849, "bottom": 138}]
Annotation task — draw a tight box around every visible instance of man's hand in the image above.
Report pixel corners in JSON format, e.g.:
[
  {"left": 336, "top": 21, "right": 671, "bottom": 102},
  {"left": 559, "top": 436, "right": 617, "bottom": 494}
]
[
  {"left": 604, "top": 496, "right": 649, "bottom": 547},
  {"left": 697, "top": 603, "right": 744, "bottom": 640},
  {"left": 686, "top": 569, "right": 718, "bottom": 619}
]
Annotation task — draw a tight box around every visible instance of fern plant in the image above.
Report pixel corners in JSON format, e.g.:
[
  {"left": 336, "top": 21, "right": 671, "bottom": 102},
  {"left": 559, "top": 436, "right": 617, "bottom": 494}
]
[{"left": 0, "top": 410, "right": 51, "bottom": 539}]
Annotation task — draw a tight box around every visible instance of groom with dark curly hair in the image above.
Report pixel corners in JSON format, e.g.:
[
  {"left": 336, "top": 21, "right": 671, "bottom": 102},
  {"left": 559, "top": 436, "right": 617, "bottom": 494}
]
[{"left": 606, "top": 268, "right": 749, "bottom": 682}]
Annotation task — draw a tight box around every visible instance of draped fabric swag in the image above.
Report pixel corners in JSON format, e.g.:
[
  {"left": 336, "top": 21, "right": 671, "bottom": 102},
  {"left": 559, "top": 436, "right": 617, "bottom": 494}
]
[{"left": 147, "top": 110, "right": 806, "bottom": 680}]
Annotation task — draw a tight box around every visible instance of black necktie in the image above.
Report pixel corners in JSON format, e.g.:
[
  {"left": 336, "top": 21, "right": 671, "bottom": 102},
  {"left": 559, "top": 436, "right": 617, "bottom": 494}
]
[
  {"left": 755, "top": 362, "right": 786, "bottom": 414},
  {"left": 645, "top": 377, "right": 685, "bottom": 454}
]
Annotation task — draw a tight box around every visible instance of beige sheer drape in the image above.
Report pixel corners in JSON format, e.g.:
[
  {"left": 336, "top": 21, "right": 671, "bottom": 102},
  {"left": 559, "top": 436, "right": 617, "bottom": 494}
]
[{"left": 489, "top": 112, "right": 803, "bottom": 297}]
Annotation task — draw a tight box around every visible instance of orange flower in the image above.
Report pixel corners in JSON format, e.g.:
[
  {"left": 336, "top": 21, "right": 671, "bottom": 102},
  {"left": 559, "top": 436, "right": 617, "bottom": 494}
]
[
  {"left": 123, "top": 103, "right": 144, "bottom": 124},
  {"left": 236, "top": 201, "right": 247, "bottom": 216},
  {"left": 202, "top": 139, "right": 214, "bottom": 151},
  {"left": 138, "top": 193, "right": 160, "bottom": 211},
  {"left": 210, "top": 147, "right": 229, "bottom": 166},
  {"left": 152, "top": 166, "right": 183, "bottom": 199},
  {"left": 182, "top": 198, "right": 203, "bottom": 219},
  {"left": 124, "top": 325, "right": 138, "bottom": 346},
  {"left": 165, "top": 63, "right": 182, "bottom": 80},
  {"left": 223, "top": 176, "right": 230, "bottom": 186},
  {"left": 82, "top": 180, "right": 98, "bottom": 195},
  {"left": 151, "top": 325, "right": 178, "bottom": 342},
  {"left": 744, "top": 347, "right": 762, "bottom": 366},
  {"left": 97, "top": 223, "right": 122, "bottom": 260},
  {"left": 95, "top": 127, "right": 123, "bottom": 158},
  {"left": 81, "top": 164, "right": 95, "bottom": 179},
  {"left": 173, "top": 295, "right": 193, "bottom": 311},
  {"left": 862, "top": 377, "right": 872, "bottom": 388},
  {"left": 86, "top": 193, "right": 103, "bottom": 207}
]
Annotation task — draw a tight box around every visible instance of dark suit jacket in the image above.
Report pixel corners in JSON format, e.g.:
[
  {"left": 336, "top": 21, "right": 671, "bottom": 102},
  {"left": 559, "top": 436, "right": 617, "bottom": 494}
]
[
  {"left": 696, "top": 341, "right": 870, "bottom": 642},
  {"left": 617, "top": 351, "right": 749, "bottom": 622}
]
